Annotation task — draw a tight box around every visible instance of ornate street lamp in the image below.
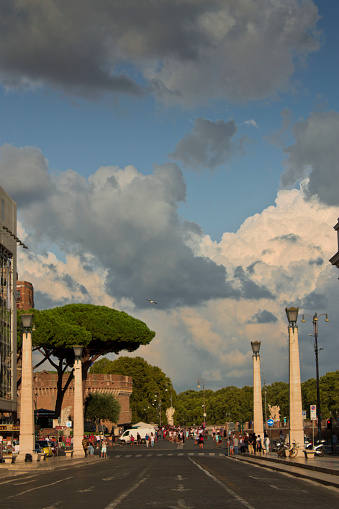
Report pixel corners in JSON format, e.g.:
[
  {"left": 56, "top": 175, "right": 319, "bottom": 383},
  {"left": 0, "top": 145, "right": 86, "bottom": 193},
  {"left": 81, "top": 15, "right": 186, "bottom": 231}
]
[
  {"left": 197, "top": 379, "right": 206, "bottom": 428},
  {"left": 73, "top": 345, "right": 84, "bottom": 456},
  {"left": 301, "top": 312, "right": 329, "bottom": 439},
  {"left": 19, "top": 313, "right": 35, "bottom": 461},
  {"left": 285, "top": 306, "right": 304, "bottom": 447},
  {"left": 251, "top": 341, "right": 264, "bottom": 440}
]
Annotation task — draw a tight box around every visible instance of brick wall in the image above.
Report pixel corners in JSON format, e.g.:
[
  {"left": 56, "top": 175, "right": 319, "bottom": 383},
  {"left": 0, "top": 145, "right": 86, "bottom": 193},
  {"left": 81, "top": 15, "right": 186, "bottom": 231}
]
[{"left": 17, "top": 371, "right": 133, "bottom": 426}]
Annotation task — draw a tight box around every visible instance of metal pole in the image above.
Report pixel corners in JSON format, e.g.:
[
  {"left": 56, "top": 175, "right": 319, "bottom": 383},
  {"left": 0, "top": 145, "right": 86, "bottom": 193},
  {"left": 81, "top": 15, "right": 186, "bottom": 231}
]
[{"left": 313, "top": 316, "right": 321, "bottom": 440}]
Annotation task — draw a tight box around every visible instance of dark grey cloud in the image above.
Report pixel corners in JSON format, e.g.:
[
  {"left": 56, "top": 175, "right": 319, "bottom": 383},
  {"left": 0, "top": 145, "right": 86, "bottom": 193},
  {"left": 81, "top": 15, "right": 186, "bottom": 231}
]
[
  {"left": 248, "top": 310, "right": 278, "bottom": 324},
  {"left": 0, "top": 144, "right": 53, "bottom": 207},
  {"left": 233, "top": 267, "right": 274, "bottom": 300},
  {"left": 281, "top": 111, "right": 339, "bottom": 206},
  {"left": 302, "top": 291, "right": 328, "bottom": 312},
  {"left": 271, "top": 233, "right": 301, "bottom": 244},
  {"left": 0, "top": 0, "right": 320, "bottom": 104},
  {"left": 34, "top": 291, "right": 70, "bottom": 310},
  {"left": 2, "top": 146, "right": 242, "bottom": 309},
  {"left": 169, "top": 118, "right": 237, "bottom": 171},
  {"left": 308, "top": 257, "right": 324, "bottom": 266},
  {"left": 247, "top": 261, "right": 263, "bottom": 275}
]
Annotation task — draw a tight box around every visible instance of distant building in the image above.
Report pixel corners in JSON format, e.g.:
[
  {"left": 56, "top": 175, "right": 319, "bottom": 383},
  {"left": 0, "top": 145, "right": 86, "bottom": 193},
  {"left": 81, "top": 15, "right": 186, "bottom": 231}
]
[
  {"left": 17, "top": 372, "right": 133, "bottom": 427},
  {"left": 0, "top": 186, "right": 26, "bottom": 418},
  {"left": 329, "top": 218, "right": 339, "bottom": 269},
  {"left": 16, "top": 281, "right": 34, "bottom": 311}
]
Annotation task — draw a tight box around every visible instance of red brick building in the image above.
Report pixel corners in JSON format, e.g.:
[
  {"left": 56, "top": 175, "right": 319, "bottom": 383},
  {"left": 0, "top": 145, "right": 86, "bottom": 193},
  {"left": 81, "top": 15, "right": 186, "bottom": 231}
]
[
  {"left": 17, "top": 371, "right": 133, "bottom": 427},
  {"left": 16, "top": 281, "right": 34, "bottom": 311}
]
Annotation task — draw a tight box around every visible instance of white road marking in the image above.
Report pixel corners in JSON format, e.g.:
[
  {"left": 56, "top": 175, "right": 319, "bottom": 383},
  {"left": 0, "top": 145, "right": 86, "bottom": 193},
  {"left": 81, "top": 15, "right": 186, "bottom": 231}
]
[
  {"left": 0, "top": 476, "right": 73, "bottom": 502},
  {"left": 169, "top": 500, "right": 195, "bottom": 509},
  {"left": 172, "top": 484, "right": 190, "bottom": 492},
  {"left": 189, "top": 457, "right": 255, "bottom": 509},
  {"left": 0, "top": 475, "right": 37, "bottom": 485},
  {"left": 104, "top": 468, "right": 150, "bottom": 509}
]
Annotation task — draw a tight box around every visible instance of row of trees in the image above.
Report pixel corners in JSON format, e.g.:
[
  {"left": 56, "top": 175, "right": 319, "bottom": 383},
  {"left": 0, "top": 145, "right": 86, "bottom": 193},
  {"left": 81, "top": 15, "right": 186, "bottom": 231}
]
[{"left": 91, "top": 357, "right": 339, "bottom": 427}]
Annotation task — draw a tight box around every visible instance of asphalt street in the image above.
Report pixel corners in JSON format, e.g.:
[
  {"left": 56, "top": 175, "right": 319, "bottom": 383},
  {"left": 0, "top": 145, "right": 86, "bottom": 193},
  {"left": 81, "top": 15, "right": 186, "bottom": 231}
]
[{"left": 0, "top": 443, "right": 338, "bottom": 509}]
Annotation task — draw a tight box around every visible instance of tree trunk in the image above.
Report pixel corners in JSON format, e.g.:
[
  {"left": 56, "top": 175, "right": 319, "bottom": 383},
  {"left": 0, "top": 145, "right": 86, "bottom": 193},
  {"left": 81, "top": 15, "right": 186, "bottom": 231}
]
[{"left": 54, "top": 362, "right": 74, "bottom": 419}]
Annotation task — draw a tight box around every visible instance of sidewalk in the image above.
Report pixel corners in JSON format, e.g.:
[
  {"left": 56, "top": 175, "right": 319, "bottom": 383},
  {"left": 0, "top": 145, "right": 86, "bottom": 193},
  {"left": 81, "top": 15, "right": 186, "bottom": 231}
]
[
  {"left": 231, "top": 451, "right": 339, "bottom": 488},
  {"left": 0, "top": 453, "right": 101, "bottom": 479}
]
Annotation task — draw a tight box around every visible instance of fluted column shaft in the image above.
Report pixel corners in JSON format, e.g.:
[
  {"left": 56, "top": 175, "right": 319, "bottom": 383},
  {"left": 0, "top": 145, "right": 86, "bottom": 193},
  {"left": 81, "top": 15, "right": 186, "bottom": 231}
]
[{"left": 289, "top": 326, "right": 304, "bottom": 447}]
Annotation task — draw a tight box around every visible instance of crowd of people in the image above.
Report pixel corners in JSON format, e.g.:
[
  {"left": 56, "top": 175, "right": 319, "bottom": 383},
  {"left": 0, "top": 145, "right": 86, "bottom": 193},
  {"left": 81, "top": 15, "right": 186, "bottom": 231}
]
[{"left": 116, "top": 425, "right": 271, "bottom": 455}]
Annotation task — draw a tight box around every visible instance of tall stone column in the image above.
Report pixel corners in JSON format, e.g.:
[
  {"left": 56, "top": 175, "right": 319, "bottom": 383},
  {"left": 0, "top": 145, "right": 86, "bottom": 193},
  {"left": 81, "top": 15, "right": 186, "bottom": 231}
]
[
  {"left": 19, "top": 330, "right": 35, "bottom": 459},
  {"left": 251, "top": 342, "right": 264, "bottom": 440},
  {"left": 289, "top": 326, "right": 304, "bottom": 446},
  {"left": 73, "top": 355, "right": 84, "bottom": 456}
]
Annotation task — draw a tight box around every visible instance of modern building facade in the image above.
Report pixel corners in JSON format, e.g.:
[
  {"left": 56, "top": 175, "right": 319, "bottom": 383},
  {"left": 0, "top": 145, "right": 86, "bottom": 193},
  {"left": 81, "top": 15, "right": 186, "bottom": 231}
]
[
  {"left": 329, "top": 218, "right": 339, "bottom": 269},
  {"left": 0, "top": 186, "right": 20, "bottom": 417},
  {"left": 16, "top": 281, "right": 34, "bottom": 311}
]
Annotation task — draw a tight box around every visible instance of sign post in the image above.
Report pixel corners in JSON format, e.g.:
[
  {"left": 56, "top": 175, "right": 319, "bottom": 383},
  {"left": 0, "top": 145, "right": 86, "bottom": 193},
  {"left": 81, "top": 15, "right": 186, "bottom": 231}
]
[
  {"left": 310, "top": 405, "right": 317, "bottom": 445},
  {"left": 267, "top": 419, "right": 274, "bottom": 443}
]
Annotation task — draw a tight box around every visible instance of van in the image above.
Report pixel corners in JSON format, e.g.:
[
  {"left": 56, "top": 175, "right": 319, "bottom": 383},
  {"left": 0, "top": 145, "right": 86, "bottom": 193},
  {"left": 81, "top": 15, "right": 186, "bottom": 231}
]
[{"left": 118, "top": 427, "right": 155, "bottom": 444}]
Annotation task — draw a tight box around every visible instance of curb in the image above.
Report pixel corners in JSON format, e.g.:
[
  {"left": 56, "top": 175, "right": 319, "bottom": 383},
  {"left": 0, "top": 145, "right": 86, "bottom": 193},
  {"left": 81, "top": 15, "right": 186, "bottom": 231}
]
[{"left": 230, "top": 455, "right": 339, "bottom": 489}]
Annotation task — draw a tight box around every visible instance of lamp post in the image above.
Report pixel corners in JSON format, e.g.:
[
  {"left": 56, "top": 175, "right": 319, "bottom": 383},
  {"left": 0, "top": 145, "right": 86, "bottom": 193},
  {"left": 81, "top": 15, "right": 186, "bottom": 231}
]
[
  {"left": 73, "top": 345, "right": 84, "bottom": 456},
  {"left": 286, "top": 306, "right": 304, "bottom": 447},
  {"left": 19, "top": 313, "right": 35, "bottom": 461},
  {"left": 301, "top": 312, "right": 329, "bottom": 440},
  {"left": 153, "top": 391, "right": 162, "bottom": 426},
  {"left": 197, "top": 379, "right": 206, "bottom": 428},
  {"left": 251, "top": 341, "right": 264, "bottom": 440}
]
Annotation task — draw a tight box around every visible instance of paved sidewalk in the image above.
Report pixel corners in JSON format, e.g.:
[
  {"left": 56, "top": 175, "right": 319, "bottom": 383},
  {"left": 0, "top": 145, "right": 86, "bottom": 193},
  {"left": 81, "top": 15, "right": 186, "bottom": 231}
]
[
  {"left": 0, "top": 453, "right": 101, "bottom": 479},
  {"left": 231, "top": 452, "right": 339, "bottom": 488}
]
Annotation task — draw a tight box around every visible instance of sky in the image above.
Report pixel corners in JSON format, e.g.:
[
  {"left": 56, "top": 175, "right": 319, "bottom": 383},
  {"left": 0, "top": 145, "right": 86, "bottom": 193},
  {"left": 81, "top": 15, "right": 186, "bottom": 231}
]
[{"left": 0, "top": 0, "right": 338, "bottom": 396}]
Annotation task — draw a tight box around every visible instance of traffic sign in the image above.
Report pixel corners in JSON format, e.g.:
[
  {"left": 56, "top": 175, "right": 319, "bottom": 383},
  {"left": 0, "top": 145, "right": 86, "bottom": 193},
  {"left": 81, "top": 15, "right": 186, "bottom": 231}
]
[
  {"left": 310, "top": 405, "right": 317, "bottom": 420},
  {"left": 267, "top": 419, "right": 274, "bottom": 426}
]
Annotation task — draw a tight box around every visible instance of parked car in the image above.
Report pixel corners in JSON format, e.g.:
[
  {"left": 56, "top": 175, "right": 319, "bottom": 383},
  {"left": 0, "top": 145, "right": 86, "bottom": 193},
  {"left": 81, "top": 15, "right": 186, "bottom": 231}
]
[
  {"left": 34, "top": 443, "right": 43, "bottom": 454},
  {"left": 37, "top": 440, "right": 53, "bottom": 457}
]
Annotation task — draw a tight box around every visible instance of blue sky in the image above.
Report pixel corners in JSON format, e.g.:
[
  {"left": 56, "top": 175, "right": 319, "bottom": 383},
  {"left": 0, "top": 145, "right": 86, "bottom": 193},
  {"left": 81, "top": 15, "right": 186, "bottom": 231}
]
[{"left": 1, "top": 0, "right": 338, "bottom": 396}]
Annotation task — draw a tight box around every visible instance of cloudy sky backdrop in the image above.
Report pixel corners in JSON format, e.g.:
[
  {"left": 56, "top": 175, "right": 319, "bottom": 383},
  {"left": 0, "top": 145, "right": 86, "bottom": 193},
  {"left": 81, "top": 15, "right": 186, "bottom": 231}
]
[{"left": 1, "top": 0, "right": 338, "bottom": 394}]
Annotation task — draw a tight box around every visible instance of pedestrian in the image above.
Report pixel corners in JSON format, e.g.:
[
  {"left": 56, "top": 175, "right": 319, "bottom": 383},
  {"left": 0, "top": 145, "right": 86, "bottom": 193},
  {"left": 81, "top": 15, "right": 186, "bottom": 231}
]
[
  {"left": 130, "top": 434, "right": 135, "bottom": 446},
  {"left": 137, "top": 432, "right": 141, "bottom": 446},
  {"left": 257, "top": 435, "right": 262, "bottom": 454},
  {"left": 101, "top": 439, "right": 107, "bottom": 458},
  {"left": 82, "top": 437, "right": 89, "bottom": 456},
  {"left": 150, "top": 433, "right": 155, "bottom": 447},
  {"left": 264, "top": 435, "right": 270, "bottom": 454},
  {"left": 233, "top": 435, "right": 239, "bottom": 455},
  {"left": 145, "top": 433, "right": 149, "bottom": 447},
  {"left": 198, "top": 432, "right": 204, "bottom": 449},
  {"left": 229, "top": 436, "right": 234, "bottom": 456},
  {"left": 248, "top": 434, "right": 254, "bottom": 454}
]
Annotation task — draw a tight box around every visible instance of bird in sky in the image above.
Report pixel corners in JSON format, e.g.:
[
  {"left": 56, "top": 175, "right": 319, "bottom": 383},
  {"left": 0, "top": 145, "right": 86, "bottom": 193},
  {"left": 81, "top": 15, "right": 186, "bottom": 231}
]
[{"left": 147, "top": 299, "right": 158, "bottom": 304}]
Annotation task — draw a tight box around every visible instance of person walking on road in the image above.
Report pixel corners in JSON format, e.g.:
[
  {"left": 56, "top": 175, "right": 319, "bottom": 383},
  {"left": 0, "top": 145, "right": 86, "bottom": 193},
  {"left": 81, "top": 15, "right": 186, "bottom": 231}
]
[
  {"left": 198, "top": 431, "right": 204, "bottom": 449},
  {"left": 101, "top": 439, "right": 107, "bottom": 458}
]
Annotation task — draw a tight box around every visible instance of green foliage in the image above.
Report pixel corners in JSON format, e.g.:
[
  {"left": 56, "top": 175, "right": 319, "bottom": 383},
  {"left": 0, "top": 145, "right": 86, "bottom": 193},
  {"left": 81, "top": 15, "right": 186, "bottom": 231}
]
[
  {"left": 302, "top": 371, "right": 339, "bottom": 419},
  {"left": 90, "top": 356, "right": 176, "bottom": 424},
  {"left": 17, "top": 304, "right": 155, "bottom": 418},
  {"left": 84, "top": 392, "right": 121, "bottom": 430}
]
